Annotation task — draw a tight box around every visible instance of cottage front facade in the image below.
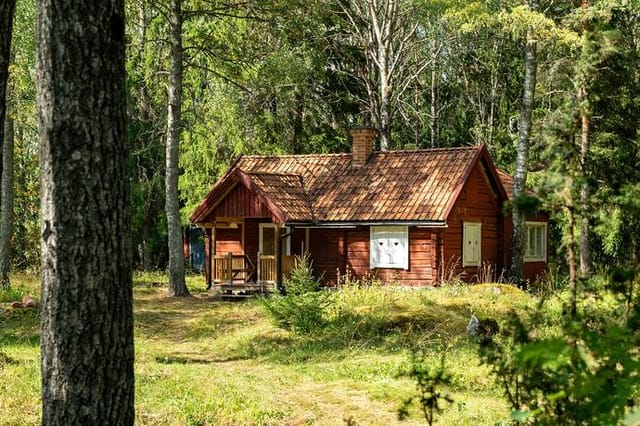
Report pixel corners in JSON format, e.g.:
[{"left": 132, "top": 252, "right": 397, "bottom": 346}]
[{"left": 190, "top": 128, "right": 547, "bottom": 292}]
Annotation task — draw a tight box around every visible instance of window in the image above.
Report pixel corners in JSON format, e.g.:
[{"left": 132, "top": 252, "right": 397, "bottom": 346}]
[
  {"left": 463, "top": 222, "right": 481, "bottom": 267},
  {"left": 259, "top": 224, "right": 290, "bottom": 256},
  {"left": 370, "top": 226, "right": 408, "bottom": 269},
  {"left": 524, "top": 222, "right": 546, "bottom": 262}
]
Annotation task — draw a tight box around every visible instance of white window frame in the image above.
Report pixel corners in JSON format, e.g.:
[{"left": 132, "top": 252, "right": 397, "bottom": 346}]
[
  {"left": 524, "top": 221, "right": 547, "bottom": 262},
  {"left": 259, "top": 223, "right": 290, "bottom": 256},
  {"left": 370, "top": 226, "right": 409, "bottom": 269},
  {"left": 462, "top": 222, "right": 482, "bottom": 267}
]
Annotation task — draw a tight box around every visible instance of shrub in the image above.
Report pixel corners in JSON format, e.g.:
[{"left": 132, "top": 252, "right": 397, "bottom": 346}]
[
  {"left": 260, "top": 253, "right": 332, "bottom": 334},
  {"left": 478, "top": 270, "right": 640, "bottom": 425}
]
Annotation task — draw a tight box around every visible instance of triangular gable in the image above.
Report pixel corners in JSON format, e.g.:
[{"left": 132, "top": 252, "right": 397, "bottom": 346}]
[
  {"left": 189, "top": 168, "right": 313, "bottom": 224},
  {"left": 441, "top": 144, "right": 508, "bottom": 220}
]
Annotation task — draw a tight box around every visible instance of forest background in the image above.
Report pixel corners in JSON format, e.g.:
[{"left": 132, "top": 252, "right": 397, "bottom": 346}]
[{"left": 3, "top": 0, "right": 640, "bottom": 278}]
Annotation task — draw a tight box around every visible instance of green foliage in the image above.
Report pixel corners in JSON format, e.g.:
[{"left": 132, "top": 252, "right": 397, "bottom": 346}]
[
  {"left": 260, "top": 253, "right": 332, "bottom": 333},
  {"left": 398, "top": 353, "right": 453, "bottom": 425},
  {"left": 479, "top": 271, "right": 640, "bottom": 425}
]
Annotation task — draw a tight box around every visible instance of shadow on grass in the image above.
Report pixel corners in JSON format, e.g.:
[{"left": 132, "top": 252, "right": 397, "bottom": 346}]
[
  {"left": 217, "top": 302, "right": 474, "bottom": 365},
  {"left": 133, "top": 290, "right": 264, "bottom": 342},
  {"left": 0, "top": 307, "right": 40, "bottom": 348}
]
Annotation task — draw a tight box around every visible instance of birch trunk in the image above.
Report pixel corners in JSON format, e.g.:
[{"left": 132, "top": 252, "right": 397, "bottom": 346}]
[
  {"left": 36, "top": 0, "right": 134, "bottom": 422},
  {"left": 509, "top": 38, "right": 537, "bottom": 284},
  {"left": 166, "top": 0, "right": 189, "bottom": 296}
]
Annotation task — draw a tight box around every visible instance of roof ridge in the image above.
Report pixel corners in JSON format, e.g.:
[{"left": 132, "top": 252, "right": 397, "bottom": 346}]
[
  {"left": 245, "top": 171, "right": 303, "bottom": 178},
  {"left": 241, "top": 152, "right": 351, "bottom": 159},
  {"left": 241, "top": 145, "right": 479, "bottom": 159}
]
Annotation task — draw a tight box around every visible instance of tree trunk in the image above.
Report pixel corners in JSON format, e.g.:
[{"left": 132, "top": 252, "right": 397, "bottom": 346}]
[
  {"left": 566, "top": 189, "right": 577, "bottom": 318},
  {"left": 579, "top": 97, "right": 591, "bottom": 276},
  {"left": 429, "top": 63, "right": 438, "bottom": 148},
  {"left": 36, "top": 0, "right": 134, "bottom": 423},
  {"left": 578, "top": 0, "right": 592, "bottom": 277},
  {"left": 0, "top": 91, "right": 14, "bottom": 286},
  {"left": 166, "top": 0, "right": 189, "bottom": 296},
  {"left": 509, "top": 37, "right": 537, "bottom": 285},
  {"left": 0, "top": 0, "right": 16, "bottom": 210},
  {"left": 378, "top": 46, "right": 391, "bottom": 151}
]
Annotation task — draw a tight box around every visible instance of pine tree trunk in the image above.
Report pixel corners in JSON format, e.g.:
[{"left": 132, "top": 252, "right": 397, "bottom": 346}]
[
  {"left": 509, "top": 38, "right": 537, "bottom": 285},
  {"left": 166, "top": 0, "right": 189, "bottom": 296},
  {"left": 0, "top": 94, "right": 14, "bottom": 286},
  {"left": 0, "top": 0, "right": 16, "bottom": 211},
  {"left": 36, "top": 0, "right": 134, "bottom": 423}
]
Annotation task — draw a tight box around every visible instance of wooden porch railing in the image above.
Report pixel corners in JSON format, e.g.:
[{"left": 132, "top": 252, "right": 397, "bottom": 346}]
[
  {"left": 256, "top": 253, "right": 296, "bottom": 284},
  {"left": 213, "top": 252, "right": 296, "bottom": 289},
  {"left": 213, "top": 253, "right": 255, "bottom": 283}
]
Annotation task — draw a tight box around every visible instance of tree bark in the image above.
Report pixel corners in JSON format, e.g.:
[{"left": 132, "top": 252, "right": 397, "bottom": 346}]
[
  {"left": 578, "top": 0, "right": 592, "bottom": 277},
  {"left": 166, "top": 0, "right": 190, "bottom": 296},
  {"left": 566, "top": 188, "right": 577, "bottom": 318},
  {"left": 579, "top": 91, "right": 591, "bottom": 276},
  {"left": 36, "top": 0, "right": 134, "bottom": 423},
  {"left": 509, "top": 37, "right": 537, "bottom": 285},
  {"left": 0, "top": 0, "right": 16, "bottom": 212},
  {"left": 0, "top": 91, "right": 14, "bottom": 286}
]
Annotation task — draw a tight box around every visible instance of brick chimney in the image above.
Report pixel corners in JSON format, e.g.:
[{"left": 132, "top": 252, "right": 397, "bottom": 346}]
[{"left": 350, "top": 126, "right": 378, "bottom": 168}]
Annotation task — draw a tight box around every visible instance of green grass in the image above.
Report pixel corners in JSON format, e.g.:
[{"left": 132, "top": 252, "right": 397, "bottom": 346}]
[{"left": 1, "top": 273, "right": 544, "bottom": 425}]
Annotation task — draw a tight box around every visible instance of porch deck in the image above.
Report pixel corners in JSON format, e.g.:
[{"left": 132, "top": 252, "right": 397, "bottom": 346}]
[{"left": 210, "top": 253, "right": 295, "bottom": 298}]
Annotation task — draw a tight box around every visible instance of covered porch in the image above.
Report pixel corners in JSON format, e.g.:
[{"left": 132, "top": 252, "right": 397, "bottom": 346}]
[{"left": 202, "top": 217, "right": 310, "bottom": 297}]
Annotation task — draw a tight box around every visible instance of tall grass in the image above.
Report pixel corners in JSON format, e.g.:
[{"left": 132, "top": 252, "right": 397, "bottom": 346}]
[{"left": 0, "top": 271, "right": 546, "bottom": 425}]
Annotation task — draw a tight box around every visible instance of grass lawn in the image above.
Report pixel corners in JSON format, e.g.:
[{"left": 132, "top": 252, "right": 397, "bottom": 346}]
[{"left": 0, "top": 272, "right": 544, "bottom": 425}]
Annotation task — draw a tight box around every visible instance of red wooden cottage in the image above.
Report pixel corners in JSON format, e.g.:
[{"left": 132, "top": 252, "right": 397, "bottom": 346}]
[{"left": 190, "top": 127, "right": 548, "bottom": 293}]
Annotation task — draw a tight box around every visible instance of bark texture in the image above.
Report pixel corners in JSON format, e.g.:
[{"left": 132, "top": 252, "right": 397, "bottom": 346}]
[
  {"left": 36, "top": 0, "right": 134, "bottom": 423},
  {"left": 165, "top": 0, "right": 189, "bottom": 296},
  {"left": 0, "top": 96, "right": 13, "bottom": 286},
  {"left": 509, "top": 38, "right": 537, "bottom": 284},
  {"left": 0, "top": 0, "right": 16, "bottom": 210}
]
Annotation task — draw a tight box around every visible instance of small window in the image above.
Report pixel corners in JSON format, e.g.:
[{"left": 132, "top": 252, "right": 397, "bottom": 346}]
[
  {"left": 463, "top": 222, "right": 481, "bottom": 267},
  {"left": 370, "top": 226, "right": 408, "bottom": 269},
  {"left": 259, "top": 224, "right": 290, "bottom": 256},
  {"left": 524, "top": 222, "right": 546, "bottom": 262}
]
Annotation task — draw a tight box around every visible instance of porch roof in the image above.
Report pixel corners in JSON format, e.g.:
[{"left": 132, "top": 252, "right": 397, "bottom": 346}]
[{"left": 190, "top": 144, "right": 508, "bottom": 225}]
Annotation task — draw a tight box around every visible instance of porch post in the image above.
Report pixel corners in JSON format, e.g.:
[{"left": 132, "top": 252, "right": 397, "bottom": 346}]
[
  {"left": 275, "top": 224, "right": 284, "bottom": 294},
  {"left": 205, "top": 227, "right": 212, "bottom": 289},
  {"left": 305, "top": 228, "right": 310, "bottom": 254}
]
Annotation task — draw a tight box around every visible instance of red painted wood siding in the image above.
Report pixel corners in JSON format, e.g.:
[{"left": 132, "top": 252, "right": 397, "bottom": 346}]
[
  {"left": 308, "top": 229, "right": 344, "bottom": 285},
  {"left": 203, "top": 183, "right": 274, "bottom": 222},
  {"left": 215, "top": 227, "right": 243, "bottom": 255},
  {"left": 503, "top": 211, "right": 549, "bottom": 282},
  {"left": 442, "top": 163, "right": 503, "bottom": 282},
  {"left": 307, "top": 227, "right": 436, "bottom": 286}
]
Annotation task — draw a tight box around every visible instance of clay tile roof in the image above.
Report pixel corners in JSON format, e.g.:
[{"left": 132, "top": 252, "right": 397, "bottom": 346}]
[
  {"left": 245, "top": 172, "right": 314, "bottom": 222},
  {"left": 497, "top": 169, "right": 515, "bottom": 200},
  {"left": 207, "top": 145, "right": 488, "bottom": 224},
  {"left": 496, "top": 168, "right": 537, "bottom": 201}
]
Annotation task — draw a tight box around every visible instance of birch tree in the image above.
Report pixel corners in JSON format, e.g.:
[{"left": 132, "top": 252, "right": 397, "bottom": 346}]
[
  {"left": 37, "top": 0, "right": 134, "bottom": 421},
  {"left": 509, "top": 35, "right": 537, "bottom": 284},
  {"left": 336, "top": 0, "right": 429, "bottom": 150}
]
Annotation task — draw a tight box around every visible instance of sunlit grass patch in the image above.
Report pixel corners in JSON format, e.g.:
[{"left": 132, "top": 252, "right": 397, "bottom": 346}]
[{"left": 1, "top": 272, "right": 544, "bottom": 424}]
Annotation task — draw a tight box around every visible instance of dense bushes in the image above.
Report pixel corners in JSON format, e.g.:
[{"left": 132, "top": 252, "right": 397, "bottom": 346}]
[{"left": 478, "top": 270, "right": 640, "bottom": 425}]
